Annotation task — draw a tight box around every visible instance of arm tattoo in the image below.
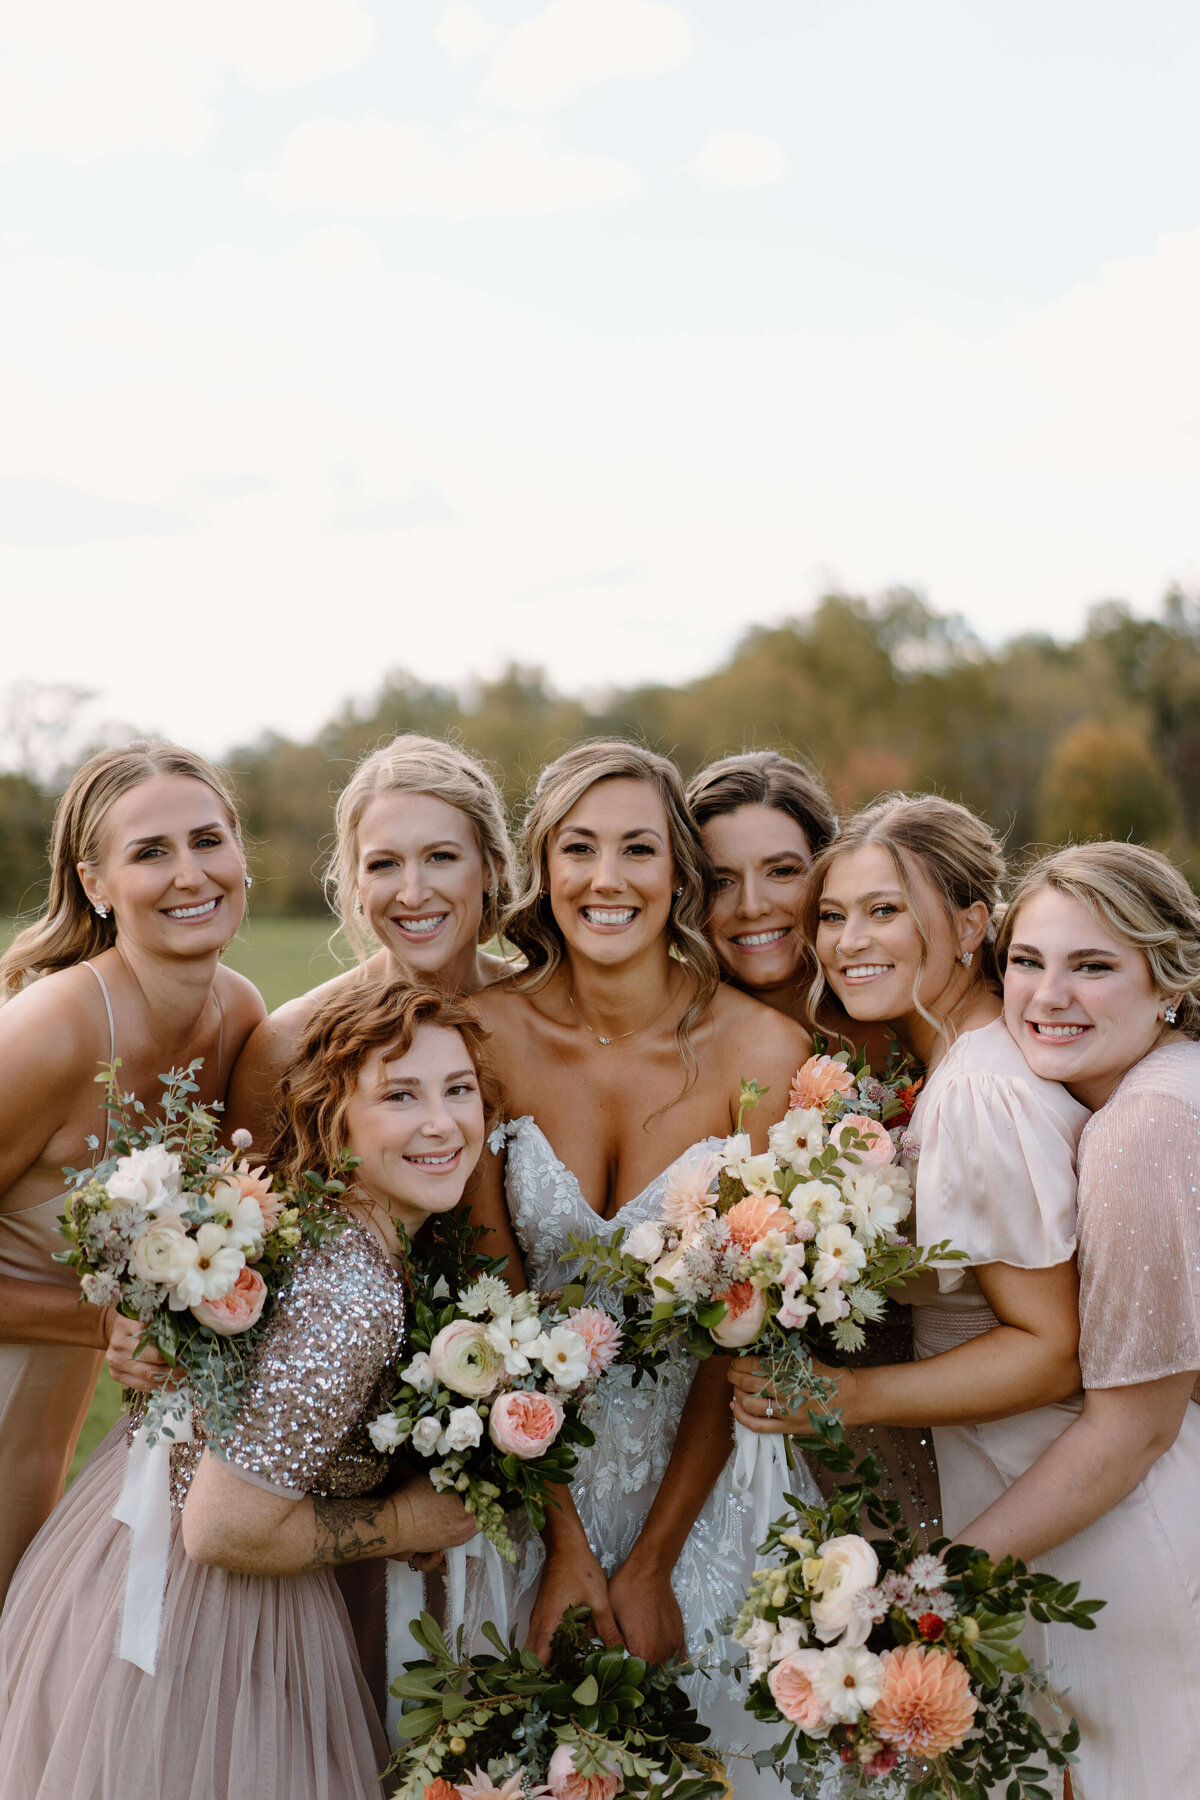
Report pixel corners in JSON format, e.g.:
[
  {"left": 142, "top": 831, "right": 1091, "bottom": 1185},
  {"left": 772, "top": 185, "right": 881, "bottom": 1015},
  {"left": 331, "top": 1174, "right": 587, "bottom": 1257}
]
[{"left": 309, "top": 1494, "right": 392, "bottom": 1569}]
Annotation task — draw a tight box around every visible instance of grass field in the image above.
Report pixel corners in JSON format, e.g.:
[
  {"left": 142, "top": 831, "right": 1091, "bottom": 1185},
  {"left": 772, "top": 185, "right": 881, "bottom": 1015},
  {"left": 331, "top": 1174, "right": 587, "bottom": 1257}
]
[{"left": 0, "top": 914, "right": 350, "bottom": 1481}]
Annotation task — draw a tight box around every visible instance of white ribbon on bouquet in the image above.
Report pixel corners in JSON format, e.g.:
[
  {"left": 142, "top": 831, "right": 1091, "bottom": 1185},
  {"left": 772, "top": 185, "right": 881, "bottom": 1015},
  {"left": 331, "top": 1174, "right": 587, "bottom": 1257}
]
[
  {"left": 112, "top": 1394, "right": 193, "bottom": 1674},
  {"left": 446, "top": 1530, "right": 510, "bottom": 1649},
  {"left": 731, "top": 1418, "right": 792, "bottom": 1549}
]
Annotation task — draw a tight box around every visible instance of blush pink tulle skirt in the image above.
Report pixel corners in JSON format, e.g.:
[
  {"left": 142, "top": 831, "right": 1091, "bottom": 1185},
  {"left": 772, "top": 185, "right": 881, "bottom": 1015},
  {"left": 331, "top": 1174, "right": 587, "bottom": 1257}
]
[{"left": 0, "top": 1422, "right": 387, "bottom": 1800}]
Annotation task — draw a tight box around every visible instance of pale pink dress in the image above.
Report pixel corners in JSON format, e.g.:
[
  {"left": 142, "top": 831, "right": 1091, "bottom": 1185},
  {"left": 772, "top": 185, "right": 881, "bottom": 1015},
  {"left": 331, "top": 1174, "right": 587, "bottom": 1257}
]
[
  {"left": 0, "top": 1224, "right": 404, "bottom": 1800},
  {"left": 1034, "top": 1041, "right": 1200, "bottom": 1798}
]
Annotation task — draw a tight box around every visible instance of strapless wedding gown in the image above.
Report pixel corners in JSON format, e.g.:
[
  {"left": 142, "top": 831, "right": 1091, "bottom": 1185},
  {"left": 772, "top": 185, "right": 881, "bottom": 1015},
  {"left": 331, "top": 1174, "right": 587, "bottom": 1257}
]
[{"left": 474, "top": 1118, "right": 820, "bottom": 1798}]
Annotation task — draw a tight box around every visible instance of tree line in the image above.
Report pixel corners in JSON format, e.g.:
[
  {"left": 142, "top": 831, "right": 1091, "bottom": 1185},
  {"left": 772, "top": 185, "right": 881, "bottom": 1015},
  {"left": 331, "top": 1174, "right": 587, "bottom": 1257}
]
[{"left": 3, "top": 586, "right": 1198, "bottom": 919}]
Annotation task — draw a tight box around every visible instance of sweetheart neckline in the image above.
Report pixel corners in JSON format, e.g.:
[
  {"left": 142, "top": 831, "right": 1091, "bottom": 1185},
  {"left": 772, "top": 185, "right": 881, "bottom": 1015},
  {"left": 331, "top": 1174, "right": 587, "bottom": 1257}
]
[{"left": 505, "top": 1114, "right": 721, "bottom": 1227}]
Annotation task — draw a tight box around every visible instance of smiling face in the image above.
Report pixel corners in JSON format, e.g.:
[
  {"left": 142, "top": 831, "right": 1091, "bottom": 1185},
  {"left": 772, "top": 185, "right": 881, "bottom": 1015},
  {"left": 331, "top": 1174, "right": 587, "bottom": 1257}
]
[
  {"left": 1003, "top": 885, "right": 1174, "bottom": 1108},
  {"left": 701, "top": 803, "right": 812, "bottom": 994},
  {"left": 355, "top": 790, "right": 490, "bottom": 988},
  {"left": 815, "top": 841, "right": 976, "bottom": 1038},
  {"left": 81, "top": 774, "right": 245, "bottom": 959},
  {"left": 342, "top": 1023, "right": 486, "bottom": 1235},
  {"left": 546, "top": 777, "right": 676, "bottom": 968}
]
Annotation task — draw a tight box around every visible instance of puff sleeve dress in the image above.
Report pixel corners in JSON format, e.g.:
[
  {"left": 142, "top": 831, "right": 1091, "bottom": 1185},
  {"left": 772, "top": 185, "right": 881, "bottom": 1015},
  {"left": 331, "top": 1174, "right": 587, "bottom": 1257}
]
[
  {"left": 1034, "top": 1041, "right": 1200, "bottom": 1800},
  {"left": 0, "top": 1223, "right": 406, "bottom": 1800}
]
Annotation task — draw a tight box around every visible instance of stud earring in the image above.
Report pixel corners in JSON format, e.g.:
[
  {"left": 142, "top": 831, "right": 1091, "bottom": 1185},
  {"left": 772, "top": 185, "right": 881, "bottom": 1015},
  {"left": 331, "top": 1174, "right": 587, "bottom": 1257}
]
[
  {"left": 93, "top": 900, "right": 110, "bottom": 919},
  {"left": 960, "top": 949, "right": 973, "bottom": 968},
  {"left": 674, "top": 886, "right": 684, "bottom": 898},
  {"left": 1165, "top": 1001, "right": 1179, "bottom": 1025},
  {"left": 243, "top": 872, "right": 253, "bottom": 891}
]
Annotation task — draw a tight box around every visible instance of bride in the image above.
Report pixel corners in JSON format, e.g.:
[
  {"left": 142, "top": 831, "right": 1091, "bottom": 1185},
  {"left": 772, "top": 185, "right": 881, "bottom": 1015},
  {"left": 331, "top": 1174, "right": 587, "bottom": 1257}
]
[{"left": 467, "top": 741, "right": 814, "bottom": 1793}]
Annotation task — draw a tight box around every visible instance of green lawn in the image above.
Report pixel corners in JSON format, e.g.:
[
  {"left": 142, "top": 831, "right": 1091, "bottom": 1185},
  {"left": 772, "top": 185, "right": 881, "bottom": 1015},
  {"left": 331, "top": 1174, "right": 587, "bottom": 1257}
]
[{"left": 0, "top": 914, "right": 349, "bottom": 1482}]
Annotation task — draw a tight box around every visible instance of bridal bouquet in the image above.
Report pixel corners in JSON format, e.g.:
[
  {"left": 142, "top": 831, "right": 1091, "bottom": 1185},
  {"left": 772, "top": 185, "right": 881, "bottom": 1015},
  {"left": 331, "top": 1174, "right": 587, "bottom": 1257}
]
[
  {"left": 731, "top": 1475, "right": 1099, "bottom": 1799},
  {"left": 388, "top": 1606, "right": 726, "bottom": 1800},
  {"left": 569, "top": 1052, "right": 950, "bottom": 1400},
  {"left": 58, "top": 1059, "right": 343, "bottom": 1444},
  {"left": 367, "top": 1267, "right": 625, "bottom": 1562}
]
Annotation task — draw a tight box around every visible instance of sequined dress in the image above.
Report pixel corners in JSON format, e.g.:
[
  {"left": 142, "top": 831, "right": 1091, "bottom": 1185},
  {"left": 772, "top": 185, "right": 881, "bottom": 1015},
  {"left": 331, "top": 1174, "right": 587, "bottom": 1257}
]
[
  {"left": 0, "top": 1224, "right": 406, "bottom": 1800},
  {"left": 476, "top": 1120, "right": 821, "bottom": 1800}
]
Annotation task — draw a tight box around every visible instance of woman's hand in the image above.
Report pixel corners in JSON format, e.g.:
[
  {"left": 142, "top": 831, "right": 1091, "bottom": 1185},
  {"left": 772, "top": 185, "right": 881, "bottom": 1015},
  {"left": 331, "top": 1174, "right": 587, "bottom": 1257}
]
[
  {"left": 104, "top": 1312, "right": 174, "bottom": 1392},
  {"left": 727, "top": 1353, "right": 848, "bottom": 1435},
  {"left": 607, "top": 1555, "right": 685, "bottom": 1663},
  {"left": 527, "top": 1537, "right": 621, "bottom": 1662},
  {"left": 391, "top": 1476, "right": 478, "bottom": 1556}
]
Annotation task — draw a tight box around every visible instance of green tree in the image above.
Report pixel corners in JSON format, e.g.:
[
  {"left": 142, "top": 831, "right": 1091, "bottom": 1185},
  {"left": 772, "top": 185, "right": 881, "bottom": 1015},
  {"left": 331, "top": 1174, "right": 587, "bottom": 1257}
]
[{"left": 1035, "top": 718, "right": 1180, "bottom": 847}]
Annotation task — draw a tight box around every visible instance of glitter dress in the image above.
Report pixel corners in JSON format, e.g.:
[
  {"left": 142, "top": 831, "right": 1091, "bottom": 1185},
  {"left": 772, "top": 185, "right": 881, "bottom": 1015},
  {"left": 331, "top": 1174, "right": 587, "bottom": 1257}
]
[
  {"left": 474, "top": 1120, "right": 822, "bottom": 1800},
  {"left": 1031, "top": 1042, "right": 1200, "bottom": 1799},
  {"left": 0, "top": 1223, "right": 406, "bottom": 1800}
]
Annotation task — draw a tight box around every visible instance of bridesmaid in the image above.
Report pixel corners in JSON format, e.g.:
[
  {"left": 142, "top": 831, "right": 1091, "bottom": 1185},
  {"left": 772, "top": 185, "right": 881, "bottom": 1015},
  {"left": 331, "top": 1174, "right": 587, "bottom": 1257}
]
[
  {"left": 466, "top": 741, "right": 811, "bottom": 1783},
  {"left": 685, "top": 750, "right": 892, "bottom": 1065},
  {"left": 730, "top": 794, "right": 1087, "bottom": 1555},
  {"left": 227, "top": 732, "right": 515, "bottom": 1145},
  {"left": 0, "top": 978, "right": 484, "bottom": 1800},
  {"left": 961, "top": 842, "right": 1200, "bottom": 1798},
  {"left": 0, "top": 741, "right": 264, "bottom": 1606}
]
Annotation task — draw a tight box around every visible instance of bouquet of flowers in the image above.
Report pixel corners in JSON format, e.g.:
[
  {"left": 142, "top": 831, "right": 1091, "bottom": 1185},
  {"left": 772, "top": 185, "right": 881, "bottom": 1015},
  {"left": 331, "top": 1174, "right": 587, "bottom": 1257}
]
[
  {"left": 388, "top": 1606, "right": 727, "bottom": 1800},
  {"left": 367, "top": 1266, "right": 626, "bottom": 1562},
  {"left": 730, "top": 1467, "right": 1100, "bottom": 1799},
  {"left": 569, "top": 1051, "right": 950, "bottom": 1400},
  {"left": 58, "top": 1059, "right": 344, "bottom": 1444}
]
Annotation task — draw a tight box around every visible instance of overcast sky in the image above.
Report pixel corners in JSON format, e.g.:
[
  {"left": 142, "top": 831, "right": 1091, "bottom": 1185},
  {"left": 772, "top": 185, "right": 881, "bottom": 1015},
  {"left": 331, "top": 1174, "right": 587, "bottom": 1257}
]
[{"left": 2, "top": 0, "right": 1199, "bottom": 760}]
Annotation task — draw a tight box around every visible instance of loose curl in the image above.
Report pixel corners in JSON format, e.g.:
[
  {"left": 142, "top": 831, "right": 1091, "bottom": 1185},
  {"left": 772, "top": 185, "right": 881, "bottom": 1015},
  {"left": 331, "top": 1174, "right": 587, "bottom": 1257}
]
[
  {"left": 267, "top": 978, "right": 502, "bottom": 1192},
  {"left": 997, "top": 841, "right": 1200, "bottom": 1041},
  {"left": 326, "top": 734, "right": 516, "bottom": 963},
  {"left": 685, "top": 749, "right": 838, "bottom": 858},
  {"left": 800, "top": 792, "right": 1007, "bottom": 1038},
  {"left": 0, "top": 740, "right": 243, "bottom": 1002},
  {"left": 502, "top": 740, "right": 720, "bottom": 1081}
]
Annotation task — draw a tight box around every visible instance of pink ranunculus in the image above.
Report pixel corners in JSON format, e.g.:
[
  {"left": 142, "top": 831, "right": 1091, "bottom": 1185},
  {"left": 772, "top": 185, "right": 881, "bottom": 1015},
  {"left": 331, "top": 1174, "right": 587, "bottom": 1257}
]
[
  {"left": 724, "top": 1194, "right": 794, "bottom": 1250},
  {"left": 767, "top": 1650, "right": 830, "bottom": 1732},
  {"left": 790, "top": 1055, "right": 855, "bottom": 1113},
  {"left": 488, "top": 1389, "right": 565, "bottom": 1459},
  {"left": 829, "top": 1115, "right": 896, "bottom": 1168},
  {"left": 566, "top": 1306, "right": 622, "bottom": 1379},
  {"left": 709, "top": 1281, "right": 769, "bottom": 1348},
  {"left": 190, "top": 1264, "right": 267, "bottom": 1336},
  {"left": 546, "top": 1743, "right": 622, "bottom": 1800}
]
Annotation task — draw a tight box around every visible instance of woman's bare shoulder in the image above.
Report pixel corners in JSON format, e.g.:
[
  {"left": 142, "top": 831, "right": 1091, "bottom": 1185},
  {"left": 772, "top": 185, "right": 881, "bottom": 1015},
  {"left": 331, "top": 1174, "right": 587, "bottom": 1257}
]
[
  {"left": 710, "top": 983, "right": 812, "bottom": 1061},
  {"left": 0, "top": 964, "right": 113, "bottom": 1117}
]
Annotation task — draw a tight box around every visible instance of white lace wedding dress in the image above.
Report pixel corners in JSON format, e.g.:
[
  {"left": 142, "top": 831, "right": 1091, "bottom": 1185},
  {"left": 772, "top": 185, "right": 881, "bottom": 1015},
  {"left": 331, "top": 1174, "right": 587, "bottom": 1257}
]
[{"left": 467, "top": 1118, "right": 821, "bottom": 1798}]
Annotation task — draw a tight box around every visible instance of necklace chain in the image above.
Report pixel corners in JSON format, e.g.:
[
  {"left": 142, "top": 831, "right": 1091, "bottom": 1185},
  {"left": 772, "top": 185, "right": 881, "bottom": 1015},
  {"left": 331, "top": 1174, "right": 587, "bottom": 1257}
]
[{"left": 564, "top": 976, "right": 681, "bottom": 1047}]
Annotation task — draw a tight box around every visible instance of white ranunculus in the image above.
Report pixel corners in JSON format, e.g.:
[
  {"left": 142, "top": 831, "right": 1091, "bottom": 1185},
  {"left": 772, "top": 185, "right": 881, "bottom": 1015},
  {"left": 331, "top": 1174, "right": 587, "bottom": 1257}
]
[
  {"left": 128, "top": 1212, "right": 191, "bottom": 1286},
  {"left": 624, "top": 1221, "right": 666, "bottom": 1264},
  {"left": 428, "top": 1320, "right": 504, "bottom": 1398},
  {"left": 810, "top": 1535, "right": 880, "bottom": 1646},
  {"left": 401, "top": 1352, "right": 437, "bottom": 1392},
  {"left": 410, "top": 1416, "right": 443, "bottom": 1457},
  {"left": 809, "top": 1644, "right": 885, "bottom": 1721},
  {"left": 106, "top": 1144, "right": 183, "bottom": 1215},
  {"left": 167, "top": 1223, "right": 244, "bottom": 1310},
  {"left": 440, "top": 1405, "right": 484, "bottom": 1453},
  {"left": 531, "top": 1325, "right": 591, "bottom": 1391},
  {"left": 367, "top": 1412, "right": 407, "bottom": 1452},
  {"left": 770, "top": 1617, "right": 809, "bottom": 1662}
]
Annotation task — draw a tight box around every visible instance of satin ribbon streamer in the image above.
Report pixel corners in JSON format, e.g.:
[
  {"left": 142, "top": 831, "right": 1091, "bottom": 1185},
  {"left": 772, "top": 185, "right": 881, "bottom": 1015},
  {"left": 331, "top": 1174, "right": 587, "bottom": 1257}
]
[
  {"left": 445, "top": 1530, "right": 510, "bottom": 1650},
  {"left": 112, "top": 1395, "right": 193, "bottom": 1674},
  {"left": 386, "top": 1558, "right": 426, "bottom": 1747},
  {"left": 731, "top": 1418, "right": 791, "bottom": 1548}
]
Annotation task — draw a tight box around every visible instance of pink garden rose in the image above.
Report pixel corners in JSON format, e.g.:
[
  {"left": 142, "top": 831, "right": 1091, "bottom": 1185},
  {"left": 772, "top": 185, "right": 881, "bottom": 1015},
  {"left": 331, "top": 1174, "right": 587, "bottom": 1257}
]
[
  {"left": 767, "top": 1650, "right": 830, "bottom": 1732},
  {"left": 190, "top": 1264, "right": 267, "bottom": 1335},
  {"left": 488, "top": 1390, "right": 564, "bottom": 1459},
  {"left": 829, "top": 1115, "right": 895, "bottom": 1168},
  {"left": 709, "top": 1281, "right": 769, "bottom": 1348},
  {"left": 546, "top": 1743, "right": 622, "bottom": 1800},
  {"left": 566, "top": 1306, "right": 622, "bottom": 1378}
]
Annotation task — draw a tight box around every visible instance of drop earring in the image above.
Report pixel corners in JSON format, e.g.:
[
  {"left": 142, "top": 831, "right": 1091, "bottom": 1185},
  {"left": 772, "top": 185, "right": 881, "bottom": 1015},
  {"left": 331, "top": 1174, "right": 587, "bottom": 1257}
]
[
  {"left": 243, "top": 872, "right": 253, "bottom": 891},
  {"left": 960, "top": 949, "right": 973, "bottom": 968},
  {"left": 93, "top": 900, "right": 110, "bottom": 919}
]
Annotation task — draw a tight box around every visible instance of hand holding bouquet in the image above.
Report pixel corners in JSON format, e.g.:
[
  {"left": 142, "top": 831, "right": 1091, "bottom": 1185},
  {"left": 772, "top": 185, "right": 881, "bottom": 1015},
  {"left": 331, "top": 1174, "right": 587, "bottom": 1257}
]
[{"left": 368, "top": 1268, "right": 625, "bottom": 1561}]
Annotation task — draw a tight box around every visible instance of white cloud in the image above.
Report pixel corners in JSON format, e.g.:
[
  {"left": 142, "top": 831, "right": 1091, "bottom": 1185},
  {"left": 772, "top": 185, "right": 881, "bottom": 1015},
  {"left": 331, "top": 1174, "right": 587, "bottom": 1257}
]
[
  {"left": 480, "top": 0, "right": 691, "bottom": 110},
  {"left": 249, "top": 115, "right": 640, "bottom": 217},
  {"left": 434, "top": 2, "right": 502, "bottom": 66},
  {"left": 690, "top": 128, "right": 789, "bottom": 191},
  {"left": 0, "top": 0, "right": 375, "bottom": 156}
]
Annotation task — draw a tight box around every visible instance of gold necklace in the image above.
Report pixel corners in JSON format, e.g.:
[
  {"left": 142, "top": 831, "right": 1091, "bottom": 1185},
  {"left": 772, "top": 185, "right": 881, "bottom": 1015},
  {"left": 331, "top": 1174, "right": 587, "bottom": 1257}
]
[{"left": 565, "top": 975, "right": 682, "bottom": 1047}]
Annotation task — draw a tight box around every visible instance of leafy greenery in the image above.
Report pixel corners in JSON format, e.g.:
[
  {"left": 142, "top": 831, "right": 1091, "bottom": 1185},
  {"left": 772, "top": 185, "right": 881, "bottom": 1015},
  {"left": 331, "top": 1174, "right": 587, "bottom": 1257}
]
[{"left": 387, "top": 1607, "right": 728, "bottom": 1800}]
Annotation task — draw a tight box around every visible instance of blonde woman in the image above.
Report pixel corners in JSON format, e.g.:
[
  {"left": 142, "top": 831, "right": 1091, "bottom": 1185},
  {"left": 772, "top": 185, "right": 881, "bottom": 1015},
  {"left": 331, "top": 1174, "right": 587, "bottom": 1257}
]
[
  {"left": 228, "top": 733, "right": 515, "bottom": 1147},
  {"left": 959, "top": 842, "right": 1200, "bottom": 1798},
  {"left": 0, "top": 742, "right": 264, "bottom": 1605},
  {"left": 468, "top": 741, "right": 813, "bottom": 1796}
]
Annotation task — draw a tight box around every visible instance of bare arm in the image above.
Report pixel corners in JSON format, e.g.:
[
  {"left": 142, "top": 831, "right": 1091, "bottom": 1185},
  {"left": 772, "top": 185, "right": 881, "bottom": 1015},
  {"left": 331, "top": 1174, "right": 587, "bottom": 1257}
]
[
  {"left": 182, "top": 1450, "right": 477, "bottom": 1575},
  {"left": 731, "top": 1260, "right": 1082, "bottom": 1432},
  {"left": 959, "top": 1375, "right": 1197, "bottom": 1562},
  {"left": 224, "top": 1009, "right": 299, "bottom": 1148}
]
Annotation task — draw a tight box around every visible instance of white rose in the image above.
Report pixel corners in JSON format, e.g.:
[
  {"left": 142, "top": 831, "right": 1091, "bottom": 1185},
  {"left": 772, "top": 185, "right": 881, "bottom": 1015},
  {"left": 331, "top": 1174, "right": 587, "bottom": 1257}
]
[
  {"left": 736, "top": 1616, "right": 777, "bottom": 1677},
  {"left": 440, "top": 1405, "right": 484, "bottom": 1453},
  {"left": 770, "top": 1617, "right": 808, "bottom": 1662},
  {"left": 128, "top": 1213, "right": 191, "bottom": 1286},
  {"left": 401, "top": 1352, "right": 437, "bottom": 1393},
  {"left": 624, "top": 1221, "right": 666, "bottom": 1264},
  {"left": 810, "top": 1535, "right": 880, "bottom": 1646},
  {"left": 410, "top": 1416, "right": 443, "bottom": 1457},
  {"left": 105, "top": 1144, "right": 183, "bottom": 1215},
  {"left": 367, "top": 1412, "right": 407, "bottom": 1452}
]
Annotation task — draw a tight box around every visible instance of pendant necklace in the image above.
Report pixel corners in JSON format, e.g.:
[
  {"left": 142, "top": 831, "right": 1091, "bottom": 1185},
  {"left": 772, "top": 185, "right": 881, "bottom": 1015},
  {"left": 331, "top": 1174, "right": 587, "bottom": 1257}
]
[{"left": 564, "top": 973, "right": 682, "bottom": 1047}]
